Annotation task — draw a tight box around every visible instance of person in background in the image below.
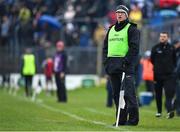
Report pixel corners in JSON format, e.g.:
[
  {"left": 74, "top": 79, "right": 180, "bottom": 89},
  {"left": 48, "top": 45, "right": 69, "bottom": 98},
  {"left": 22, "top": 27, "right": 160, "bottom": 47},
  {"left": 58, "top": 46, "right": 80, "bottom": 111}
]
[
  {"left": 54, "top": 41, "right": 67, "bottom": 103},
  {"left": 0, "top": 15, "right": 10, "bottom": 49},
  {"left": 173, "top": 41, "right": 180, "bottom": 116},
  {"left": 21, "top": 48, "right": 36, "bottom": 97},
  {"left": 141, "top": 50, "right": 154, "bottom": 93},
  {"left": 129, "top": 3, "right": 142, "bottom": 29},
  {"left": 103, "top": 5, "right": 140, "bottom": 126},
  {"left": 42, "top": 57, "right": 54, "bottom": 95},
  {"left": 151, "top": 32, "right": 176, "bottom": 119}
]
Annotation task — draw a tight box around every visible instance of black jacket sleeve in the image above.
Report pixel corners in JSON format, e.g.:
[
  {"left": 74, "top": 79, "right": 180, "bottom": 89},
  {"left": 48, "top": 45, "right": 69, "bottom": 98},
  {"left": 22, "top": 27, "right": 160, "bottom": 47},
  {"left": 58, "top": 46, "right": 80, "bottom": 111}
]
[
  {"left": 150, "top": 46, "right": 156, "bottom": 64},
  {"left": 124, "top": 24, "right": 140, "bottom": 66},
  {"left": 173, "top": 46, "right": 177, "bottom": 67}
]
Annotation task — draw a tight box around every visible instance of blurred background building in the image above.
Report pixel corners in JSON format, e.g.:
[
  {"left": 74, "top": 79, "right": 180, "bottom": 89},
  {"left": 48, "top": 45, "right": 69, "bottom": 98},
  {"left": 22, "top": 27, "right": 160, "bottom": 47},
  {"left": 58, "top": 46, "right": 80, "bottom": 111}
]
[{"left": 0, "top": 0, "right": 180, "bottom": 76}]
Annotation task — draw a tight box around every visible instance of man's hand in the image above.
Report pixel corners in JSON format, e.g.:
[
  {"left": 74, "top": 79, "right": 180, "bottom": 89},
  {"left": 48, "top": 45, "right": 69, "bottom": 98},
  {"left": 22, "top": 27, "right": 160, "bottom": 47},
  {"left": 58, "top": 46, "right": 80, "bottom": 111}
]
[{"left": 60, "top": 72, "right": 65, "bottom": 78}]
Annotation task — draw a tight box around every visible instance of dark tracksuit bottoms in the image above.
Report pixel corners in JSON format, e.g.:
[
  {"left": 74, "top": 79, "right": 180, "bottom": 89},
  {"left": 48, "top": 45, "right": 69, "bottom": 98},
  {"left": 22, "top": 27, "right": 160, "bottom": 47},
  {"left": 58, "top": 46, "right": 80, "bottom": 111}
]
[
  {"left": 145, "top": 80, "right": 154, "bottom": 93},
  {"left": 24, "top": 75, "right": 33, "bottom": 97},
  {"left": 55, "top": 73, "right": 67, "bottom": 102},
  {"left": 106, "top": 79, "right": 113, "bottom": 107},
  {"left": 109, "top": 73, "right": 139, "bottom": 125},
  {"left": 154, "top": 77, "right": 176, "bottom": 113}
]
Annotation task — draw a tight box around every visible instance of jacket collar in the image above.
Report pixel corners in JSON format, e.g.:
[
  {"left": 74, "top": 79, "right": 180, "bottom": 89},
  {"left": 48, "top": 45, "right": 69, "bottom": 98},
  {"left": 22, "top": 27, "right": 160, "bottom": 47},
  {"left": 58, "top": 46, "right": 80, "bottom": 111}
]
[{"left": 115, "top": 19, "right": 129, "bottom": 31}]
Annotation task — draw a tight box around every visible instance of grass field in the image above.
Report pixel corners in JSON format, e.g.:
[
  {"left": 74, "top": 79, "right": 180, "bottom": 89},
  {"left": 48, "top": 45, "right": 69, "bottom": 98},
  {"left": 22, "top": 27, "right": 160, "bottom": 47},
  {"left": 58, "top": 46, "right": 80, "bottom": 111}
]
[{"left": 0, "top": 85, "right": 180, "bottom": 131}]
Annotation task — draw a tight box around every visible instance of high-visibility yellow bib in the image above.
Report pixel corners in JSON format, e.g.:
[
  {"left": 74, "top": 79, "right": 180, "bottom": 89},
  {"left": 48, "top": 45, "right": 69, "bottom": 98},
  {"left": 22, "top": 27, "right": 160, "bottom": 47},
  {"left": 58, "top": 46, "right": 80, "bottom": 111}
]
[
  {"left": 108, "top": 23, "right": 130, "bottom": 57},
  {"left": 23, "top": 54, "right": 36, "bottom": 75}
]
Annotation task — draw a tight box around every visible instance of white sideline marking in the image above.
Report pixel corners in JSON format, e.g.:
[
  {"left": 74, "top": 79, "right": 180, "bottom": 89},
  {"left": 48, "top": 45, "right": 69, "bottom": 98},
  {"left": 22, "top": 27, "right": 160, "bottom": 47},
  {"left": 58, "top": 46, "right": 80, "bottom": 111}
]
[
  {"left": 13, "top": 95, "right": 128, "bottom": 131},
  {"left": 38, "top": 103, "right": 128, "bottom": 131},
  {"left": 84, "top": 107, "right": 112, "bottom": 116}
]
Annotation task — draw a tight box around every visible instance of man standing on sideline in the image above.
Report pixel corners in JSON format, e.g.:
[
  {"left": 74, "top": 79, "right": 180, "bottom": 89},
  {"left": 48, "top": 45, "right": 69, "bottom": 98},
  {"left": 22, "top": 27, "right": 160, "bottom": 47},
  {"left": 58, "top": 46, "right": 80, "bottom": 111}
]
[
  {"left": 54, "top": 41, "right": 67, "bottom": 103},
  {"left": 21, "top": 48, "right": 36, "bottom": 97},
  {"left": 151, "top": 32, "right": 176, "bottom": 119},
  {"left": 103, "top": 5, "right": 140, "bottom": 126}
]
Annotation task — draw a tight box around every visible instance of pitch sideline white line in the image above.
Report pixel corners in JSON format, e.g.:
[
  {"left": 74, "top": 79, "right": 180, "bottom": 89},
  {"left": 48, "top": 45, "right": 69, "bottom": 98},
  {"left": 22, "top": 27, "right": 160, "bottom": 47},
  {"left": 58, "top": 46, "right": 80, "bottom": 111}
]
[
  {"left": 38, "top": 103, "right": 129, "bottom": 131},
  {"left": 12, "top": 95, "right": 129, "bottom": 131}
]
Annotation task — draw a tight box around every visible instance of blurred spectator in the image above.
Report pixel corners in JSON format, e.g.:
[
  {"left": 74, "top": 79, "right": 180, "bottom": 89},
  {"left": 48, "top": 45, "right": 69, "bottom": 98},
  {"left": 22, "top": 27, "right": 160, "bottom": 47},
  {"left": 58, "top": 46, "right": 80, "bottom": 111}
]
[
  {"left": 0, "top": 15, "right": 10, "bottom": 49},
  {"left": 106, "top": 0, "right": 117, "bottom": 24},
  {"left": 19, "top": 3, "right": 31, "bottom": 25},
  {"left": 74, "top": 0, "right": 91, "bottom": 18},
  {"left": 0, "top": 1, "right": 6, "bottom": 17},
  {"left": 129, "top": 3, "right": 142, "bottom": 28},
  {"left": 54, "top": 41, "right": 67, "bottom": 103},
  {"left": 64, "top": 5, "right": 75, "bottom": 21},
  {"left": 64, "top": 23, "right": 77, "bottom": 46},
  {"left": 18, "top": 20, "right": 34, "bottom": 47},
  {"left": 42, "top": 57, "right": 54, "bottom": 95},
  {"left": 79, "top": 25, "right": 90, "bottom": 47},
  {"left": 21, "top": 48, "right": 36, "bottom": 97},
  {"left": 107, "top": 10, "right": 116, "bottom": 24},
  {"left": 87, "top": 0, "right": 107, "bottom": 18},
  {"left": 142, "top": 1, "right": 154, "bottom": 19},
  {"left": 93, "top": 24, "right": 106, "bottom": 46},
  {"left": 140, "top": 50, "right": 154, "bottom": 93},
  {"left": 158, "top": 0, "right": 180, "bottom": 8},
  {"left": 107, "top": 0, "right": 117, "bottom": 12},
  {"left": 131, "top": 0, "right": 144, "bottom": 8}
]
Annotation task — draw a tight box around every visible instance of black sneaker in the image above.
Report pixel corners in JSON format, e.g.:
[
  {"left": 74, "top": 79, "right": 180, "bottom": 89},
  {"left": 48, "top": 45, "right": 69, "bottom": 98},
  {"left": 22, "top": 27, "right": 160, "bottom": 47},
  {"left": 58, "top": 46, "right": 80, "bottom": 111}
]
[
  {"left": 167, "top": 111, "right": 174, "bottom": 119},
  {"left": 125, "top": 122, "right": 138, "bottom": 126}
]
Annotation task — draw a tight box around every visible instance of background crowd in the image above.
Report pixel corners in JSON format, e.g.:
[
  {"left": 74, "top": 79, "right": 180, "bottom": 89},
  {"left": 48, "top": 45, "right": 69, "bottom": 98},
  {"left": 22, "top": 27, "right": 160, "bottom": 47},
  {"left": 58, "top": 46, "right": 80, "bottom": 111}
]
[{"left": 0, "top": 0, "right": 180, "bottom": 51}]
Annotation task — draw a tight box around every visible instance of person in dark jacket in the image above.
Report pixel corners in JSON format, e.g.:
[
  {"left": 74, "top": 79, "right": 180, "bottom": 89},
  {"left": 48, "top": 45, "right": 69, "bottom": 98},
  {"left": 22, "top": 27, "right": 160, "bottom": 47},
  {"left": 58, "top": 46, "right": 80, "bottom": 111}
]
[
  {"left": 173, "top": 41, "right": 180, "bottom": 116},
  {"left": 151, "top": 32, "right": 176, "bottom": 119},
  {"left": 103, "top": 5, "right": 140, "bottom": 126},
  {"left": 54, "top": 41, "right": 67, "bottom": 102}
]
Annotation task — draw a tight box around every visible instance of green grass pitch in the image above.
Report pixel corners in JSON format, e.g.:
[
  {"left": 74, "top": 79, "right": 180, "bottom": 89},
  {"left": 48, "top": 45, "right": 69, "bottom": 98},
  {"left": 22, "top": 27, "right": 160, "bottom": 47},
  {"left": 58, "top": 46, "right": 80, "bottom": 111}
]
[{"left": 0, "top": 85, "right": 180, "bottom": 131}]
